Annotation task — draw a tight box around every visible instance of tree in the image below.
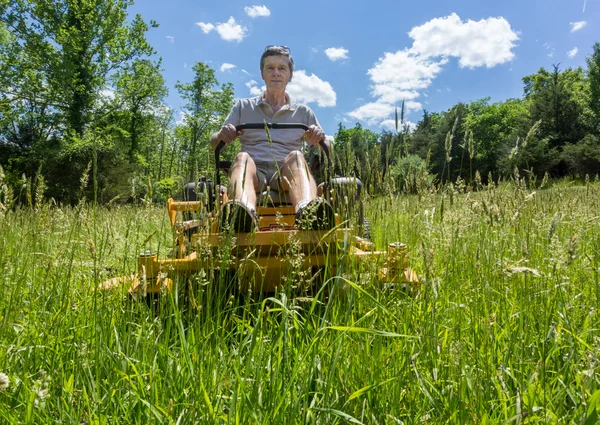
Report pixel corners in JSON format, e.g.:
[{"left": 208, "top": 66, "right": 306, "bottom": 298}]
[
  {"left": 0, "top": 0, "right": 158, "bottom": 202},
  {"left": 333, "top": 123, "right": 380, "bottom": 192},
  {"left": 523, "top": 65, "right": 588, "bottom": 149},
  {"left": 175, "top": 62, "right": 234, "bottom": 181},
  {"left": 1, "top": 0, "right": 157, "bottom": 137},
  {"left": 113, "top": 59, "right": 167, "bottom": 160},
  {"left": 586, "top": 42, "right": 600, "bottom": 132},
  {"left": 464, "top": 98, "right": 530, "bottom": 178}
]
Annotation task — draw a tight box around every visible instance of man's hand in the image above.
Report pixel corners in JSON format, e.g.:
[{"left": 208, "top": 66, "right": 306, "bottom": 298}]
[
  {"left": 211, "top": 124, "right": 241, "bottom": 149},
  {"left": 305, "top": 125, "right": 325, "bottom": 147}
]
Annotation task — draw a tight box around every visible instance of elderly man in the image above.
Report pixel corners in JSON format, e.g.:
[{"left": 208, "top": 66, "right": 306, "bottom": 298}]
[{"left": 210, "top": 45, "right": 334, "bottom": 232}]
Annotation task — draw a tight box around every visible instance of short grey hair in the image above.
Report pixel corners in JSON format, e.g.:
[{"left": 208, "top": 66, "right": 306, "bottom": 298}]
[{"left": 260, "top": 46, "right": 294, "bottom": 75}]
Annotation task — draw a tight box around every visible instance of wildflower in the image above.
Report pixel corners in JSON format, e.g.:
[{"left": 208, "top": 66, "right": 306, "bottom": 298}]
[{"left": 0, "top": 373, "right": 8, "bottom": 391}]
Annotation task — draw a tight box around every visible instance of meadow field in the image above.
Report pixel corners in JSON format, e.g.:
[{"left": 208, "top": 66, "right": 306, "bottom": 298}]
[{"left": 0, "top": 177, "right": 599, "bottom": 424}]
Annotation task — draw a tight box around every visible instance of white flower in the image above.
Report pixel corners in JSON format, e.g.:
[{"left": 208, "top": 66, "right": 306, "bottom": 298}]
[{"left": 0, "top": 373, "right": 9, "bottom": 391}]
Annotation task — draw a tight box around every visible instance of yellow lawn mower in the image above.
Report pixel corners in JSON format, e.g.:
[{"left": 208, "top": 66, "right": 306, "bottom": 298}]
[{"left": 100, "top": 123, "right": 419, "bottom": 300}]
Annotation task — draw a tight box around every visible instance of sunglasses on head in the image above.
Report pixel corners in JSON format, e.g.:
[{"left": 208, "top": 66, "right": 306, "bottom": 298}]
[{"left": 264, "top": 45, "right": 291, "bottom": 54}]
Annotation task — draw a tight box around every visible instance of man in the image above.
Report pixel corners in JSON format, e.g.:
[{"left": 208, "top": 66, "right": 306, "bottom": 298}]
[{"left": 210, "top": 45, "right": 334, "bottom": 232}]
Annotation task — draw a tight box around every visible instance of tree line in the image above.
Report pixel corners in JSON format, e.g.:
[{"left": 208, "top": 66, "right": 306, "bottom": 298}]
[
  {"left": 334, "top": 44, "right": 600, "bottom": 195},
  {"left": 1, "top": 1, "right": 599, "bottom": 206}
]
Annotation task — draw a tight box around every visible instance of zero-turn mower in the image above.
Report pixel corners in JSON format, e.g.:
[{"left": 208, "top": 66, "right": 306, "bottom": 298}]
[{"left": 100, "top": 123, "right": 419, "bottom": 300}]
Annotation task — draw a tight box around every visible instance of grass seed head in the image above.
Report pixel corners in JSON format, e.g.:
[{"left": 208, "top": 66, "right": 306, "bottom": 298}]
[{"left": 0, "top": 373, "right": 8, "bottom": 391}]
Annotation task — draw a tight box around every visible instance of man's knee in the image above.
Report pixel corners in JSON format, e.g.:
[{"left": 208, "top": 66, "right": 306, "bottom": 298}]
[
  {"left": 284, "top": 150, "right": 308, "bottom": 167},
  {"left": 233, "top": 152, "right": 254, "bottom": 166}
]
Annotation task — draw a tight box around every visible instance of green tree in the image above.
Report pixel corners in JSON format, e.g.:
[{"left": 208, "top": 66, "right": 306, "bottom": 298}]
[
  {"left": 523, "top": 65, "right": 588, "bottom": 149},
  {"left": 464, "top": 98, "right": 530, "bottom": 178},
  {"left": 113, "top": 59, "right": 167, "bottom": 160},
  {"left": 175, "top": 62, "right": 234, "bottom": 181},
  {"left": 0, "top": 0, "right": 158, "bottom": 202},
  {"left": 333, "top": 123, "right": 380, "bottom": 192},
  {"left": 586, "top": 42, "right": 600, "bottom": 132}
]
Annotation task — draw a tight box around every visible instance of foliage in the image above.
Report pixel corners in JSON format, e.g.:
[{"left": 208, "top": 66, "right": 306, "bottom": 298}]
[
  {"left": 587, "top": 42, "right": 600, "bottom": 131},
  {"left": 175, "top": 62, "right": 234, "bottom": 182},
  {"left": 388, "top": 154, "right": 435, "bottom": 194},
  {"left": 332, "top": 123, "right": 381, "bottom": 193},
  {"left": 560, "top": 134, "right": 600, "bottom": 177}
]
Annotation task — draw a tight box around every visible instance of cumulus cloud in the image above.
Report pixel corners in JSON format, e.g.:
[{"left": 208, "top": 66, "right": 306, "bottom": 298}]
[
  {"left": 196, "top": 17, "right": 247, "bottom": 42},
  {"left": 220, "top": 63, "right": 236, "bottom": 72},
  {"left": 408, "top": 13, "right": 518, "bottom": 68},
  {"left": 197, "top": 22, "right": 215, "bottom": 33},
  {"left": 245, "top": 5, "right": 270, "bottom": 18},
  {"left": 246, "top": 80, "right": 264, "bottom": 96},
  {"left": 287, "top": 70, "right": 336, "bottom": 107},
  {"left": 325, "top": 47, "right": 349, "bottom": 61},
  {"left": 348, "top": 13, "right": 518, "bottom": 128},
  {"left": 381, "top": 119, "right": 417, "bottom": 132},
  {"left": 244, "top": 70, "right": 337, "bottom": 107},
  {"left": 570, "top": 21, "right": 587, "bottom": 32},
  {"left": 567, "top": 47, "right": 579, "bottom": 58},
  {"left": 348, "top": 102, "right": 395, "bottom": 124}
]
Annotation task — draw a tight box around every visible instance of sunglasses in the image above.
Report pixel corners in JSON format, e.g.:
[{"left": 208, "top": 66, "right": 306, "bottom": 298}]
[{"left": 264, "top": 45, "right": 291, "bottom": 54}]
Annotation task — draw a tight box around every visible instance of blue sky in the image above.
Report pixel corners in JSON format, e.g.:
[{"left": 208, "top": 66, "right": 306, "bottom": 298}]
[{"left": 129, "top": 0, "right": 597, "bottom": 137}]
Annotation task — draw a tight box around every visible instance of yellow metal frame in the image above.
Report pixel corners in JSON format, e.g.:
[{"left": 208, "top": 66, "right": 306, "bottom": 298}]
[{"left": 102, "top": 198, "right": 419, "bottom": 296}]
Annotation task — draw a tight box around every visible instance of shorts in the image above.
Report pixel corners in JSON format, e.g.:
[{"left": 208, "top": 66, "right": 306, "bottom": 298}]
[{"left": 255, "top": 161, "right": 284, "bottom": 192}]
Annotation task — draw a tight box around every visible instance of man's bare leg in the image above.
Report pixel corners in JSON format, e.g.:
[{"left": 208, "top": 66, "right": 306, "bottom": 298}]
[
  {"left": 279, "top": 150, "right": 317, "bottom": 208},
  {"left": 228, "top": 152, "right": 259, "bottom": 210},
  {"left": 221, "top": 152, "right": 259, "bottom": 232}
]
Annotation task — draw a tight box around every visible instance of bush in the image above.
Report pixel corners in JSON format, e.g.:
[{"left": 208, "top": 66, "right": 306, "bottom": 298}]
[
  {"left": 389, "top": 154, "right": 435, "bottom": 194},
  {"left": 560, "top": 134, "right": 600, "bottom": 177}
]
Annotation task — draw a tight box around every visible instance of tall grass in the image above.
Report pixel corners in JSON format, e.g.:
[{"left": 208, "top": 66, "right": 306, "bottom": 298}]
[{"left": 0, "top": 178, "right": 599, "bottom": 423}]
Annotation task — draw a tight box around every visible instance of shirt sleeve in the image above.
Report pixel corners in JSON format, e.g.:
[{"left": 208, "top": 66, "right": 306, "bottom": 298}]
[
  {"left": 223, "top": 100, "right": 242, "bottom": 127},
  {"left": 305, "top": 106, "right": 321, "bottom": 129}
]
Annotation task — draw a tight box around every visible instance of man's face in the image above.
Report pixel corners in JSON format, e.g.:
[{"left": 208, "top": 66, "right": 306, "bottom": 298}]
[{"left": 261, "top": 55, "right": 292, "bottom": 91}]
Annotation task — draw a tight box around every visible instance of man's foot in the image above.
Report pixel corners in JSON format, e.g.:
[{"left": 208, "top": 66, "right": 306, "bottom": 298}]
[
  {"left": 295, "top": 198, "right": 335, "bottom": 230},
  {"left": 219, "top": 200, "right": 258, "bottom": 233}
]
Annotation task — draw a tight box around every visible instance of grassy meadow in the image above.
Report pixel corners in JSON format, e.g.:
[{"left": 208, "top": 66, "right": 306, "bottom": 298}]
[{"left": 0, "top": 177, "right": 599, "bottom": 424}]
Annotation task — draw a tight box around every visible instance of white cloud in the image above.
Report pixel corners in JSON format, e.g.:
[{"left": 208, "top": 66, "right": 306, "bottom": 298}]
[
  {"left": 381, "top": 119, "right": 417, "bottom": 132},
  {"left": 242, "top": 69, "right": 251, "bottom": 75},
  {"left": 348, "top": 102, "right": 395, "bottom": 124},
  {"left": 246, "top": 80, "right": 264, "bottom": 96},
  {"left": 347, "top": 13, "right": 518, "bottom": 128},
  {"left": 325, "top": 134, "right": 334, "bottom": 142},
  {"left": 166, "top": 36, "right": 175, "bottom": 43},
  {"left": 196, "top": 17, "right": 247, "bottom": 42},
  {"left": 408, "top": 13, "right": 519, "bottom": 68},
  {"left": 286, "top": 70, "right": 336, "bottom": 107},
  {"left": 220, "top": 63, "right": 237, "bottom": 72},
  {"left": 245, "top": 5, "right": 270, "bottom": 18},
  {"left": 325, "top": 47, "right": 349, "bottom": 61},
  {"left": 567, "top": 47, "right": 579, "bottom": 58},
  {"left": 570, "top": 21, "right": 587, "bottom": 32},
  {"left": 197, "top": 22, "right": 215, "bottom": 34}
]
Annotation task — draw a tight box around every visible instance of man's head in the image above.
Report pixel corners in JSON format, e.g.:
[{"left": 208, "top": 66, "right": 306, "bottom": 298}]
[{"left": 260, "top": 46, "right": 294, "bottom": 77}]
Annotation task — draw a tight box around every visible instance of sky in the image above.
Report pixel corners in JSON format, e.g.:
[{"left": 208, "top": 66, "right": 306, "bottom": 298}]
[{"left": 129, "top": 0, "right": 598, "bottom": 138}]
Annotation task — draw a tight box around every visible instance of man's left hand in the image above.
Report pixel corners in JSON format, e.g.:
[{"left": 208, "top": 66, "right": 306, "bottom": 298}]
[{"left": 305, "top": 125, "right": 325, "bottom": 147}]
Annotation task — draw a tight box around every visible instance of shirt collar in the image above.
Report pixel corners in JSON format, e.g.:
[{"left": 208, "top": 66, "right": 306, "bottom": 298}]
[{"left": 257, "top": 92, "right": 296, "bottom": 111}]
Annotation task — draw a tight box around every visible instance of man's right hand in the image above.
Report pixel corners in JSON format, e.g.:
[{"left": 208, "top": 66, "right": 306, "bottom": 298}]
[
  {"left": 220, "top": 124, "right": 242, "bottom": 143},
  {"left": 212, "top": 124, "right": 241, "bottom": 148}
]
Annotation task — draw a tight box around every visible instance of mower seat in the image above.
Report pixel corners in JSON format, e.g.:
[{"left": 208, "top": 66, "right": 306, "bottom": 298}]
[{"left": 258, "top": 189, "right": 291, "bottom": 206}]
